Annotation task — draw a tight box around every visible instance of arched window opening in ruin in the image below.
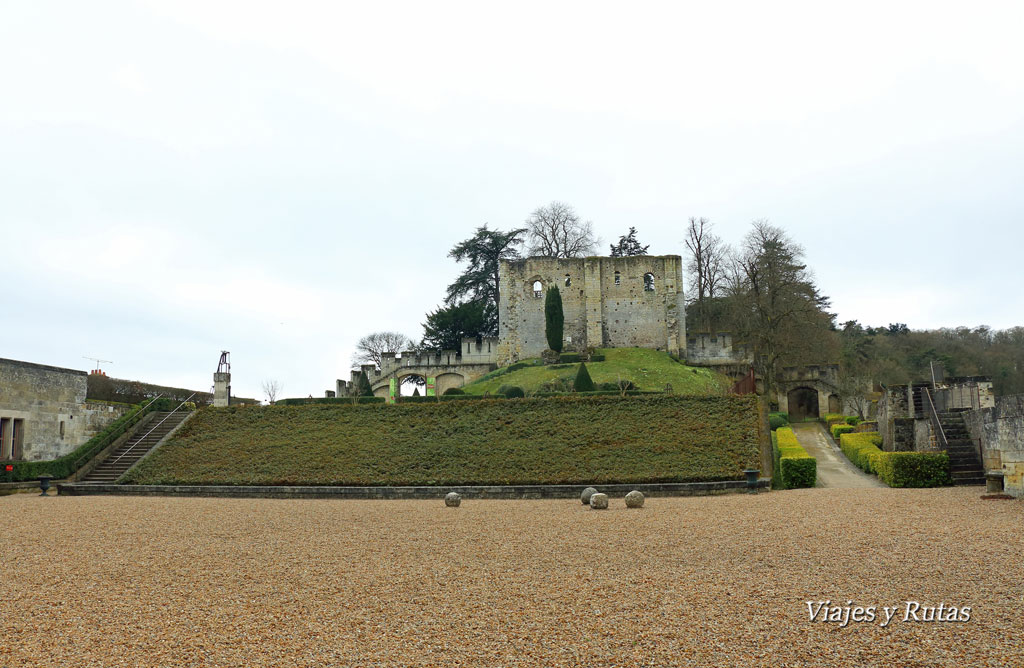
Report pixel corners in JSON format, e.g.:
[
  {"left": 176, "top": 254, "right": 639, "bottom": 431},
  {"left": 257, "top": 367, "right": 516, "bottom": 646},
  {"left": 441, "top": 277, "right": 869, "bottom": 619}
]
[
  {"left": 643, "top": 273, "right": 655, "bottom": 292},
  {"left": 564, "top": 274, "right": 571, "bottom": 287},
  {"left": 533, "top": 280, "right": 543, "bottom": 298},
  {"left": 787, "top": 387, "right": 819, "bottom": 422},
  {"left": 614, "top": 271, "right": 621, "bottom": 285},
  {"left": 400, "top": 374, "right": 427, "bottom": 397}
]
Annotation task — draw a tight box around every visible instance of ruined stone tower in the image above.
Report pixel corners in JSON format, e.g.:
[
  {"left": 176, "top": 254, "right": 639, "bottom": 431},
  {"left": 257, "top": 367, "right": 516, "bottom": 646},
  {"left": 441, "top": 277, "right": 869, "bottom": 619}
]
[{"left": 495, "top": 255, "right": 686, "bottom": 364}]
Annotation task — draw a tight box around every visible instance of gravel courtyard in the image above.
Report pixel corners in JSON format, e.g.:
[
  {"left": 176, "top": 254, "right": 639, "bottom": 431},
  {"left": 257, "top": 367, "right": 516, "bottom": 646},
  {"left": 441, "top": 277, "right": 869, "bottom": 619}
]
[{"left": 2, "top": 487, "right": 1021, "bottom": 667}]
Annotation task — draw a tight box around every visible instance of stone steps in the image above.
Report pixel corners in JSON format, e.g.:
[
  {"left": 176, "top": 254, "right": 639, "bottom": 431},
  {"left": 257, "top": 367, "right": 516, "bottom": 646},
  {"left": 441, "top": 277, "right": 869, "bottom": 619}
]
[{"left": 79, "top": 411, "right": 191, "bottom": 483}]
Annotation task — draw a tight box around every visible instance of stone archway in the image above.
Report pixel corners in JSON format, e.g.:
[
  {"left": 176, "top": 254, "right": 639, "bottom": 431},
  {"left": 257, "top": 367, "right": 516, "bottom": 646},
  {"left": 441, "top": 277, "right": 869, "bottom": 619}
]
[
  {"left": 787, "top": 387, "right": 820, "bottom": 422},
  {"left": 435, "top": 372, "right": 466, "bottom": 395}
]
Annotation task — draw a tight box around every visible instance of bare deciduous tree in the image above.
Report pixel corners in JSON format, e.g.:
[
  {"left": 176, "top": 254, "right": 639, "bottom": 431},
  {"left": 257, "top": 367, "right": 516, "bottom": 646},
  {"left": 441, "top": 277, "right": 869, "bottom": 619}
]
[
  {"left": 261, "top": 379, "right": 282, "bottom": 405},
  {"left": 683, "top": 217, "right": 729, "bottom": 332},
  {"left": 524, "top": 201, "right": 598, "bottom": 258},
  {"left": 352, "top": 332, "right": 416, "bottom": 369}
]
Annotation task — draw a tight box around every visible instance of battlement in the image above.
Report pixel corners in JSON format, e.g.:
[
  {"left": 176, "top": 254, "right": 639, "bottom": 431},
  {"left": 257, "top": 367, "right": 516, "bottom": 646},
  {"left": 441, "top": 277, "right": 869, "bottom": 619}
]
[{"left": 337, "top": 337, "right": 499, "bottom": 396}]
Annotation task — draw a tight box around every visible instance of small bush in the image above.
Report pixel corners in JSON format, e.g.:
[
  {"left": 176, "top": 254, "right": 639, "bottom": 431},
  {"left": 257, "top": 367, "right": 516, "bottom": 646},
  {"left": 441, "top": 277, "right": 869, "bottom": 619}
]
[
  {"left": 831, "top": 424, "right": 855, "bottom": 440},
  {"left": 823, "top": 413, "right": 845, "bottom": 423},
  {"left": 769, "top": 412, "right": 789, "bottom": 431},
  {"left": 845, "top": 416, "right": 861, "bottom": 426},
  {"left": 503, "top": 386, "right": 525, "bottom": 399},
  {"left": 775, "top": 427, "right": 816, "bottom": 489},
  {"left": 573, "top": 363, "right": 596, "bottom": 392},
  {"left": 589, "top": 354, "right": 606, "bottom": 362},
  {"left": 558, "top": 353, "right": 580, "bottom": 363},
  {"left": 839, "top": 432, "right": 884, "bottom": 473},
  {"left": 874, "top": 452, "right": 950, "bottom": 487},
  {"left": 443, "top": 387, "right": 465, "bottom": 396}
]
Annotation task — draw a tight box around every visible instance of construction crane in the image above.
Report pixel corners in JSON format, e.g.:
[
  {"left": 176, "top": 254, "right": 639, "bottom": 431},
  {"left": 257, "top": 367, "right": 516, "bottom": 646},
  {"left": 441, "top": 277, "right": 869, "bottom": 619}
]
[{"left": 83, "top": 357, "right": 113, "bottom": 373}]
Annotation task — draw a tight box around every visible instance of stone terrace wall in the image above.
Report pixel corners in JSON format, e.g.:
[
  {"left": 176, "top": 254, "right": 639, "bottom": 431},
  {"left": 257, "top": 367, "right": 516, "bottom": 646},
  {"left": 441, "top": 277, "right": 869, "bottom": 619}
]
[
  {"left": 0, "top": 359, "right": 129, "bottom": 461},
  {"left": 963, "top": 394, "right": 1024, "bottom": 497}
]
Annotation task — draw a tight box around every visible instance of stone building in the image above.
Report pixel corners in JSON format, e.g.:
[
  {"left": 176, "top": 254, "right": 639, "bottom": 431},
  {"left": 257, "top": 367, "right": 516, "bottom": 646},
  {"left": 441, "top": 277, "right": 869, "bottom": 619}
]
[
  {"left": 0, "top": 358, "right": 128, "bottom": 461},
  {"left": 496, "top": 255, "right": 686, "bottom": 364}
]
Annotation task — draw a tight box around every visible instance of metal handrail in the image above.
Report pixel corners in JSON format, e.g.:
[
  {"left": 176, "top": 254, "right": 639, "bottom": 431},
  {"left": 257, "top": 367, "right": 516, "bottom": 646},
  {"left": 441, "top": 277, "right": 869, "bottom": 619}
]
[
  {"left": 107, "top": 393, "right": 196, "bottom": 467},
  {"left": 923, "top": 387, "right": 948, "bottom": 450}
]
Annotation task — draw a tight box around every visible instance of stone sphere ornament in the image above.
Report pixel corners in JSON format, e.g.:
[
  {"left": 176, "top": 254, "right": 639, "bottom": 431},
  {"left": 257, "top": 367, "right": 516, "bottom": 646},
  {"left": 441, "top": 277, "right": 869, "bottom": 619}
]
[
  {"left": 624, "top": 490, "right": 645, "bottom": 508},
  {"left": 581, "top": 487, "right": 599, "bottom": 505},
  {"left": 589, "top": 493, "right": 609, "bottom": 510},
  {"left": 444, "top": 492, "right": 462, "bottom": 507}
]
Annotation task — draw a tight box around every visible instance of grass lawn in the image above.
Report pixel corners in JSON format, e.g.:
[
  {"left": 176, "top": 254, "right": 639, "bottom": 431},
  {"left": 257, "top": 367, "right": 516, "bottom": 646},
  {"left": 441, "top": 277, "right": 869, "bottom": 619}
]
[{"left": 462, "top": 347, "right": 730, "bottom": 395}]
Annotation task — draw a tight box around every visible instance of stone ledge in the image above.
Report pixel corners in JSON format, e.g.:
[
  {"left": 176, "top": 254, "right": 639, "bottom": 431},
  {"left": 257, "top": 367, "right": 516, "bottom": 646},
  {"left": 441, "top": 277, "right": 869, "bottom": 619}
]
[{"left": 57, "top": 479, "right": 769, "bottom": 500}]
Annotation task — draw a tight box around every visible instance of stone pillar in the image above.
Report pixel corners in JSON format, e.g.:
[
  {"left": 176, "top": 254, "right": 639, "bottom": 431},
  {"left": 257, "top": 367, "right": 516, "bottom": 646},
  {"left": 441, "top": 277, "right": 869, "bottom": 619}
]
[
  {"left": 583, "top": 257, "right": 604, "bottom": 349},
  {"left": 213, "top": 372, "right": 231, "bottom": 407}
]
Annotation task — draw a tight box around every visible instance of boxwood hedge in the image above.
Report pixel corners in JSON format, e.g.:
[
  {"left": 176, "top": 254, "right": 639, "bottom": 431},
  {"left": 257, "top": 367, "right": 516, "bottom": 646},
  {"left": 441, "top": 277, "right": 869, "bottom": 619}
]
[{"left": 775, "top": 427, "right": 816, "bottom": 489}]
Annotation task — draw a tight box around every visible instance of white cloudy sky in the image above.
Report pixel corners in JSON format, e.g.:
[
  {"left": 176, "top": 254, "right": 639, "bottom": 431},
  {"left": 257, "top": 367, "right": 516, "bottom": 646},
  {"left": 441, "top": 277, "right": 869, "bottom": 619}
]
[{"left": 2, "top": 0, "right": 1022, "bottom": 401}]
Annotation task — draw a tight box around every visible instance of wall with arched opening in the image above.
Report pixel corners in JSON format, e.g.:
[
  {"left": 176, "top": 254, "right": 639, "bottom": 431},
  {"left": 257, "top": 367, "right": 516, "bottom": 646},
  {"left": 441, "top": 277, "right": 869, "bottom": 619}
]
[
  {"left": 787, "top": 387, "right": 820, "bottom": 421},
  {"left": 435, "top": 372, "right": 466, "bottom": 395}
]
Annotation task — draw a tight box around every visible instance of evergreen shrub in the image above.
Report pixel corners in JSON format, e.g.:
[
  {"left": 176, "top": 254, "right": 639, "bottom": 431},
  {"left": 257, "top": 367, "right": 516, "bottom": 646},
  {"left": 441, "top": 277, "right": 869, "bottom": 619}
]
[{"left": 776, "top": 426, "right": 816, "bottom": 489}]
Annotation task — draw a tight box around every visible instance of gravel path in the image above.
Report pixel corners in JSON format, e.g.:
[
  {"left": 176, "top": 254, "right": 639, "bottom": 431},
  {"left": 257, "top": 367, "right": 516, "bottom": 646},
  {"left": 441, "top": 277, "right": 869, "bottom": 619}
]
[
  {"left": 792, "top": 422, "right": 886, "bottom": 488},
  {"left": 1, "top": 488, "right": 1020, "bottom": 667}
]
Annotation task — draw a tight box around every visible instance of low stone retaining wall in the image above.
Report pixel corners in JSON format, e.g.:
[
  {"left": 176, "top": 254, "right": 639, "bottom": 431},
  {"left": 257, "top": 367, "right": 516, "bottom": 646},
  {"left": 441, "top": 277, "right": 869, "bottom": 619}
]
[{"left": 57, "top": 479, "right": 768, "bottom": 500}]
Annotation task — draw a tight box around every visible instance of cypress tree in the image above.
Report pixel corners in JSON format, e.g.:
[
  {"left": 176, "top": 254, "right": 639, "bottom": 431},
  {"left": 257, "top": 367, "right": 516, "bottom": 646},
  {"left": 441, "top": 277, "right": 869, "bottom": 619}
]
[
  {"left": 356, "top": 370, "right": 375, "bottom": 397},
  {"left": 545, "top": 285, "right": 564, "bottom": 353},
  {"left": 573, "top": 362, "right": 596, "bottom": 392}
]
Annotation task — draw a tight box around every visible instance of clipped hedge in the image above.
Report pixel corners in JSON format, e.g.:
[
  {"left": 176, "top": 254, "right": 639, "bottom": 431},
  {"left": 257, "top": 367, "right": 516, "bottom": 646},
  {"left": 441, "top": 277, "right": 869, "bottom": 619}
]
[
  {"left": 874, "top": 452, "right": 950, "bottom": 488},
  {"left": 769, "top": 412, "right": 789, "bottom": 431},
  {"left": 824, "top": 413, "right": 845, "bottom": 424},
  {"left": 831, "top": 424, "right": 855, "bottom": 440},
  {"left": 845, "top": 416, "right": 861, "bottom": 426},
  {"left": 125, "top": 395, "right": 765, "bottom": 486},
  {"left": 839, "top": 432, "right": 884, "bottom": 473},
  {"left": 775, "top": 427, "right": 816, "bottom": 489},
  {"left": 278, "top": 397, "right": 385, "bottom": 405},
  {"left": 2, "top": 398, "right": 178, "bottom": 482}
]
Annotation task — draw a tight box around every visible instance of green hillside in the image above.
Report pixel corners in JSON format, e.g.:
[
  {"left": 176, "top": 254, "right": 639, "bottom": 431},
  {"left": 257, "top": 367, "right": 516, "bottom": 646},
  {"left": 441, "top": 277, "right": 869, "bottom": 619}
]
[
  {"left": 462, "top": 348, "right": 730, "bottom": 395},
  {"left": 123, "top": 395, "right": 764, "bottom": 486}
]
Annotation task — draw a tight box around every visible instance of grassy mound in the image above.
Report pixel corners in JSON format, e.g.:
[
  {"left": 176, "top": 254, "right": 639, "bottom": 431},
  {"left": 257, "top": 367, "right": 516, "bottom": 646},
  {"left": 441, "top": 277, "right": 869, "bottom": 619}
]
[
  {"left": 124, "top": 395, "right": 764, "bottom": 486},
  {"left": 463, "top": 348, "right": 729, "bottom": 395}
]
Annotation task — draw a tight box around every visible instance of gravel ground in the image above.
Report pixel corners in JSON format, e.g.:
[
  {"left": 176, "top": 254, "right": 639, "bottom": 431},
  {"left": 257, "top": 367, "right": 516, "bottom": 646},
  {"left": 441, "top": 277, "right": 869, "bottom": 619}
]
[{"left": 1, "top": 487, "right": 1021, "bottom": 667}]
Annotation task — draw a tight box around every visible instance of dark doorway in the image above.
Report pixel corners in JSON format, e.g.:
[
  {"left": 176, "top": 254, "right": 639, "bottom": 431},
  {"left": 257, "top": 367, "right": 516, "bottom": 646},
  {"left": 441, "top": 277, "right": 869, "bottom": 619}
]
[{"left": 787, "top": 387, "right": 819, "bottom": 421}]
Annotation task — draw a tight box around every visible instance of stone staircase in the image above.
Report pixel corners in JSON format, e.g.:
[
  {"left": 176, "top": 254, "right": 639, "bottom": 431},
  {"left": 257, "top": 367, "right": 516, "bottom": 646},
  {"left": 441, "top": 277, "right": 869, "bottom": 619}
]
[
  {"left": 79, "top": 411, "right": 191, "bottom": 484},
  {"left": 937, "top": 410, "right": 985, "bottom": 486}
]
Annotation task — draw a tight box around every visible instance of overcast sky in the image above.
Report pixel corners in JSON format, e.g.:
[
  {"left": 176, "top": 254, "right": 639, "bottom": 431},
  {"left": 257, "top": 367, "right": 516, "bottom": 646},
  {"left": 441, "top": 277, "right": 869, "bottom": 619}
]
[{"left": 2, "top": 0, "right": 1022, "bottom": 401}]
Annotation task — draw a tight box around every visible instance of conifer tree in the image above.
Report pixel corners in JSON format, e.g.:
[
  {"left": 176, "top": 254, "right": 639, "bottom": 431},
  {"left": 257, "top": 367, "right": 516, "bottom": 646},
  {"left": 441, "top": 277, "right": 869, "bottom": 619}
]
[
  {"left": 573, "top": 362, "right": 595, "bottom": 392},
  {"left": 545, "top": 286, "right": 564, "bottom": 353}
]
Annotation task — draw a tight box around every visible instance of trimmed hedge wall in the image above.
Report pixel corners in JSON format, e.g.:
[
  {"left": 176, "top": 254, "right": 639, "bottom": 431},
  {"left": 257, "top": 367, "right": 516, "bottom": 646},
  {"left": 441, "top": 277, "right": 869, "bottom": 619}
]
[
  {"left": 2, "top": 398, "right": 178, "bottom": 482},
  {"left": 278, "top": 397, "right": 385, "bottom": 405},
  {"left": 874, "top": 452, "right": 951, "bottom": 488},
  {"left": 775, "top": 427, "right": 816, "bottom": 489},
  {"left": 831, "top": 424, "right": 855, "bottom": 440},
  {"left": 838, "top": 432, "right": 950, "bottom": 487},
  {"left": 839, "top": 432, "right": 884, "bottom": 473},
  {"left": 125, "top": 395, "right": 765, "bottom": 486}
]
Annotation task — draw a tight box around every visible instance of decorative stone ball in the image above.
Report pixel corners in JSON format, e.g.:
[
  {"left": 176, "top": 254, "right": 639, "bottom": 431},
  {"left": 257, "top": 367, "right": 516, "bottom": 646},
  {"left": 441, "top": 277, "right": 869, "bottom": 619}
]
[
  {"left": 581, "top": 487, "right": 599, "bottom": 505},
  {"left": 624, "top": 490, "right": 645, "bottom": 508},
  {"left": 589, "top": 493, "right": 609, "bottom": 510},
  {"left": 444, "top": 492, "right": 462, "bottom": 507}
]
